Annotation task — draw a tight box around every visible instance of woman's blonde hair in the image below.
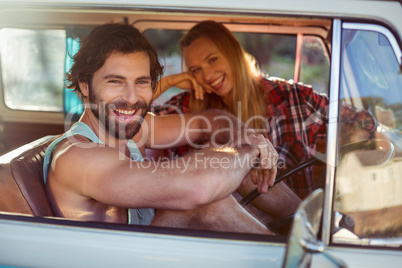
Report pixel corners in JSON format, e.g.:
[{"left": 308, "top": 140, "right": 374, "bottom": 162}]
[{"left": 180, "top": 21, "right": 267, "bottom": 134}]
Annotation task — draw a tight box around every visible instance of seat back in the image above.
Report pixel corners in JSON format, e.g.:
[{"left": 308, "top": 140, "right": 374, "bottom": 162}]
[{"left": 0, "top": 136, "right": 56, "bottom": 217}]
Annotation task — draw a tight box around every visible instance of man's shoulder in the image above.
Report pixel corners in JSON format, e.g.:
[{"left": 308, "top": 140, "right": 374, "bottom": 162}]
[
  {"left": 49, "top": 137, "right": 126, "bottom": 191},
  {"left": 51, "top": 137, "right": 90, "bottom": 170}
]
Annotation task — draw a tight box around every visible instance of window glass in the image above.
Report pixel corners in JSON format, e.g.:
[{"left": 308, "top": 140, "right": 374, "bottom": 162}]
[
  {"left": 233, "top": 32, "right": 296, "bottom": 79},
  {"left": 333, "top": 27, "right": 402, "bottom": 247},
  {"left": 143, "top": 29, "right": 185, "bottom": 104},
  {"left": 237, "top": 33, "right": 329, "bottom": 94},
  {"left": 144, "top": 29, "right": 329, "bottom": 104},
  {"left": 300, "top": 36, "right": 329, "bottom": 94},
  {"left": 0, "top": 28, "right": 66, "bottom": 111}
]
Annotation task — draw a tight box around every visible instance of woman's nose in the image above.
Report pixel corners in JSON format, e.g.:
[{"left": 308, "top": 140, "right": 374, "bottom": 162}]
[{"left": 202, "top": 67, "right": 213, "bottom": 81}]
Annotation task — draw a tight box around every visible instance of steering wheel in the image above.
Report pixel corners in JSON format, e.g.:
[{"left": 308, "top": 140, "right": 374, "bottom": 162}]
[{"left": 240, "top": 139, "right": 394, "bottom": 235}]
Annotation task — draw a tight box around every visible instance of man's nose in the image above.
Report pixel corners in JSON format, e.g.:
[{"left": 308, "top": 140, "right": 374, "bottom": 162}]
[{"left": 122, "top": 84, "right": 139, "bottom": 105}]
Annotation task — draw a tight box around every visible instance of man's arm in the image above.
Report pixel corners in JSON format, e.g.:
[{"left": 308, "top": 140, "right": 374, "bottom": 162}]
[
  {"left": 144, "top": 109, "right": 245, "bottom": 149},
  {"left": 143, "top": 109, "right": 278, "bottom": 192},
  {"left": 50, "top": 139, "right": 261, "bottom": 211}
]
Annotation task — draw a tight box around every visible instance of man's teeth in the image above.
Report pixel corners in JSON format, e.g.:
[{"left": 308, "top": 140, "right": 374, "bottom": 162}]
[
  {"left": 211, "top": 76, "right": 224, "bottom": 87},
  {"left": 114, "top": 109, "right": 136, "bottom": 116}
]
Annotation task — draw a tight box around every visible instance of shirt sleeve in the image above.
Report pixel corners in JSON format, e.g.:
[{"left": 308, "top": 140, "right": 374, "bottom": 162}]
[
  {"left": 150, "top": 91, "right": 192, "bottom": 158},
  {"left": 151, "top": 91, "right": 190, "bottom": 116},
  {"left": 299, "top": 84, "right": 377, "bottom": 137},
  {"left": 296, "top": 83, "right": 329, "bottom": 139},
  {"left": 339, "top": 102, "right": 378, "bottom": 132}
]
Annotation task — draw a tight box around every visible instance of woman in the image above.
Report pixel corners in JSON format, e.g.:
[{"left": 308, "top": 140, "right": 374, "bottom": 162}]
[
  {"left": 153, "top": 20, "right": 376, "bottom": 200},
  {"left": 154, "top": 21, "right": 266, "bottom": 133}
]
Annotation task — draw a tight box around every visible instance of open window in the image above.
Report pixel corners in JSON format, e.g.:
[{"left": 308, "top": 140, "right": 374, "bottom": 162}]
[{"left": 141, "top": 21, "right": 330, "bottom": 104}]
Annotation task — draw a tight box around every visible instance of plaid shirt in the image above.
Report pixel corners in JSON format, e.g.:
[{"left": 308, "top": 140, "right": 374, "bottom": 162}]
[{"left": 152, "top": 76, "right": 377, "bottom": 199}]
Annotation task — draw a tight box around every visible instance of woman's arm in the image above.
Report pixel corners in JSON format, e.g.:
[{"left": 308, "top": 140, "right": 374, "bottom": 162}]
[{"left": 154, "top": 72, "right": 206, "bottom": 100}]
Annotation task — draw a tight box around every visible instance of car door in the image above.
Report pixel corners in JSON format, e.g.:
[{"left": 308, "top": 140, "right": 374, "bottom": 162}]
[
  {"left": 1, "top": 2, "right": 401, "bottom": 268},
  {"left": 0, "top": 4, "right": 293, "bottom": 268},
  {"left": 311, "top": 19, "right": 402, "bottom": 267}
]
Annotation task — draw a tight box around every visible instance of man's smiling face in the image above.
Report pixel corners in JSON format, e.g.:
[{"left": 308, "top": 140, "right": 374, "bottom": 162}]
[{"left": 83, "top": 51, "right": 153, "bottom": 140}]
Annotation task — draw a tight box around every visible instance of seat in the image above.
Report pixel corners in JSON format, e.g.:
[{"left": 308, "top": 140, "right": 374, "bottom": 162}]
[{"left": 0, "top": 135, "right": 57, "bottom": 217}]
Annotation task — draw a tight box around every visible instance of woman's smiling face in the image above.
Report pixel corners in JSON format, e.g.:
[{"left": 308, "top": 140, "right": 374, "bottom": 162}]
[{"left": 183, "top": 36, "right": 233, "bottom": 101}]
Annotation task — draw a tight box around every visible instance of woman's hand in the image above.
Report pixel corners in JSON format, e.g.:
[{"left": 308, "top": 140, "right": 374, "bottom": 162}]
[{"left": 159, "top": 72, "right": 209, "bottom": 100}]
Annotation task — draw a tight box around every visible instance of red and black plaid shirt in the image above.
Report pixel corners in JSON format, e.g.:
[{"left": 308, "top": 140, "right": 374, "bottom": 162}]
[{"left": 152, "top": 76, "right": 376, "bottom": 199}]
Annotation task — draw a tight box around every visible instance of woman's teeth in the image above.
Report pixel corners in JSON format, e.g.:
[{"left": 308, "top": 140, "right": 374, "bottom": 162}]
[{"left": 211, "top": 76, "right": 224, "bottom": 87}]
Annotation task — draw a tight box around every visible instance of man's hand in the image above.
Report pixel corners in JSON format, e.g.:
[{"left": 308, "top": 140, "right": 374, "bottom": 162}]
[{"left": 233, "top": 130, "right": 278, "bottom": 194}]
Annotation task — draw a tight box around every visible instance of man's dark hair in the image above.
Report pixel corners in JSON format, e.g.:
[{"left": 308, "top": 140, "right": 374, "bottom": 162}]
[{"left": 66, "top": 23, "right": 163, "bottom": 100}]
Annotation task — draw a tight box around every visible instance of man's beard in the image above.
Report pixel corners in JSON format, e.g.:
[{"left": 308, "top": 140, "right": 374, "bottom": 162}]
[{"left": 88, "top": 86, "right": 150, "bottom": 140}]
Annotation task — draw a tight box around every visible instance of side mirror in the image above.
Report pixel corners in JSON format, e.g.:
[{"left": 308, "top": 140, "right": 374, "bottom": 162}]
[{"left": 282, "top": 189, "right": 347, "bottom": 268}]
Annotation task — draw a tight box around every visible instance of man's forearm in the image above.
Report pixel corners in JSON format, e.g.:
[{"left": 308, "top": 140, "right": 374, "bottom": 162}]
[
  {"left": 196, "top": 109, "right": 247, "bottom": 146},
  {"left": 181, "top": 144, "right": 259, "bottom": 205}
]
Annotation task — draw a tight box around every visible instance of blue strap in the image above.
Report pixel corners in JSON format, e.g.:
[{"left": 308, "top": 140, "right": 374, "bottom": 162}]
[
  {"left": 43, "top": 122, "right": 102, "bottom": 183},
  {"left": 127, "top": 139, "right": 143, "bottom": 161}
]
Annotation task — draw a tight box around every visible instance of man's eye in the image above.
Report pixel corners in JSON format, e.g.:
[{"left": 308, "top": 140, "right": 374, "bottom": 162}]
[
  {"left": 138, "top": 80, "right": 151, "bottom": 85},
  {"left": 108, "top": 80, "right": 120, "bottom": 84}
]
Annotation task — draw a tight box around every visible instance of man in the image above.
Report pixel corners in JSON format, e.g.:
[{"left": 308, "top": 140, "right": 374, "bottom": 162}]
[{"left": 43, "top": 23, "right": 293, "bottom": 234}]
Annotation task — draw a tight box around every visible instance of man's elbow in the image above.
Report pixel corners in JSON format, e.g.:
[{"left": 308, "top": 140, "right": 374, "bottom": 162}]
[{"left": 183, "top": 175, "right": 221, "bottom": 209}]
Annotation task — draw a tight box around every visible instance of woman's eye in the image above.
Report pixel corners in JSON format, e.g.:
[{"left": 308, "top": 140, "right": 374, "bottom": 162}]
[
  {"left": 191, "top": 68, "right": 200, "bottom": 74},
  {"left": 209, "top": 57, "right": 218, "bottom": 64}
]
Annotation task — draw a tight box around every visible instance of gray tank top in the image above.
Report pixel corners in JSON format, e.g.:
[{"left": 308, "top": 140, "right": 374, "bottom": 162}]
[{"left": 43, "top": 122, "right": 154, "bottom": 225}]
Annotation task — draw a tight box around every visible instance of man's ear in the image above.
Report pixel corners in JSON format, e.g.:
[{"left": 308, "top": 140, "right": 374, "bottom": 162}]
[{"left": 79, "top": 81, "right": 89, "bottom": 97}]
